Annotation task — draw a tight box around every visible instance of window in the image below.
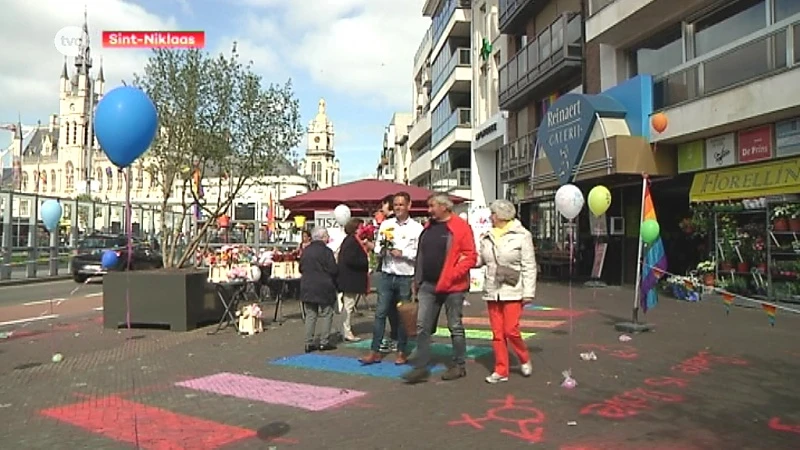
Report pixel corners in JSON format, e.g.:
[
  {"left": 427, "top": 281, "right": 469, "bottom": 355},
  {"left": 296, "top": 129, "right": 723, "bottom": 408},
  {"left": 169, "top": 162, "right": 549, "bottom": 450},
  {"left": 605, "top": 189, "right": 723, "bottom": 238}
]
[
  {"left": 33, "top": 171, "right": 39, "bottom": 191},
  {"left": 629, "top": 24, "right": 683, "bottom": 76},
  {"left": 106, "top": 169, "right": 112, "bottom": 191},
  {"left": 137, "top": 164, "right": 144, "bottom": 190},
  {"left": 22, "top": 172, "right": 28, "bottom": 190},
  {"left": 66, "top": 162, "right": 74, "bottom": 190},
  {"left": 50, "top": 170, "right": 56, "bottom": 192},
  {"left": 72, "top": 121, "right": 77, "bottom": 144},
  {"left": 775, "top": 0, "right": 800, "bottom": 21},
  {"left": 117, "top": 171, "right": 123, "bottom": 191},
  {"left": 96, "top": 168, "right": 103, "bottom": 190},
  {"left": 693, "top": 0, "right": 766, "bottom": 57}
]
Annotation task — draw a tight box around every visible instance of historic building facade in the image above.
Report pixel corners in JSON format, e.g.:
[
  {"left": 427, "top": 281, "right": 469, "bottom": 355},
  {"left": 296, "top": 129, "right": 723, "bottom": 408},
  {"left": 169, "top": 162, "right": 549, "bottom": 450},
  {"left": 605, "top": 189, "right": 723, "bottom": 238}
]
[{"left": 299, "top": 99, "right": 340, "bottom": 189}]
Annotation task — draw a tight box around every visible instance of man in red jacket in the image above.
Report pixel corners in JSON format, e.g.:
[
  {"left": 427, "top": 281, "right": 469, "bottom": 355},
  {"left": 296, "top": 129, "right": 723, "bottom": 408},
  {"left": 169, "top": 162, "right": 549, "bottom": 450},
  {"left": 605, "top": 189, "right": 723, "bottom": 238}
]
[{"left": 402, "top": 193, "right": 477, "bottom": 384}]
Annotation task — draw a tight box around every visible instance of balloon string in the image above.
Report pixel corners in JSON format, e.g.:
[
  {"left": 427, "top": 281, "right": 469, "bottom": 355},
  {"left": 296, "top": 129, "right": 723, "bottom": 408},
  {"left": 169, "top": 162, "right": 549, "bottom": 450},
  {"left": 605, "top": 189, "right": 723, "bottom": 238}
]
[
  {"left": 124, "top": 170, "right": 132, "bottom": 330},
  {"left": 568, "top": 220, "right": 574, "bottom": 372}
]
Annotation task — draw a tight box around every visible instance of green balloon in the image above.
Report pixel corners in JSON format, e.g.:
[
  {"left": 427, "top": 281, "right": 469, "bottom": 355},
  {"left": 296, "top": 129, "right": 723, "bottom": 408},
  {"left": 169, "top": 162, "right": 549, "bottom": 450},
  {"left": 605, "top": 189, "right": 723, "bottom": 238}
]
[{"left": 640, "top": 219, "right": 660, "bottom": 244}]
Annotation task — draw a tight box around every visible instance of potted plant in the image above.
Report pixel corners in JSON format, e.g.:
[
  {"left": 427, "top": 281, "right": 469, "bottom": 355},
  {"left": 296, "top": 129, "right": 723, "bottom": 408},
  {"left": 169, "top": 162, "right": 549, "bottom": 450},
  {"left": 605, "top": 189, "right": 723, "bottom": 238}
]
[
  {"left": 792, "top": 240, "right": 800, "bottom": 255},
  {"left": 772, "top": 205, "right": 792, "bottom": 231},
  {"left": 752, "top": 238, "right": 767, "bottom": 273},
  {"left": 791, "top": 204, "right": 800, "bottom": 232},
  {"left": 727, "top": 277, "right": 749, "bottom": 295},
  {"left": 696, "top": 260, "right": 716, "bottom": 286}
]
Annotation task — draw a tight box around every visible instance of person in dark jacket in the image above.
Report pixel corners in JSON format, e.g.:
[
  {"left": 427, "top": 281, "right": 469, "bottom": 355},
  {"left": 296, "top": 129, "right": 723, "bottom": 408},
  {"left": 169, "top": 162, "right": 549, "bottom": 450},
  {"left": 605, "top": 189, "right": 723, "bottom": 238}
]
[
  {"left": 300, "top": 226, "right": 339, "bottom": 353},
  {"left": 337, "top": 218, "right": 370, "bottom": 341}
]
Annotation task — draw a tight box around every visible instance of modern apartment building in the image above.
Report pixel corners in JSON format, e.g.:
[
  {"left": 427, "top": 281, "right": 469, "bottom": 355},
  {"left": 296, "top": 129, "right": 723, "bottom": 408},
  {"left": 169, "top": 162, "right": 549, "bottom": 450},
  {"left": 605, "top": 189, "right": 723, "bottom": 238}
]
[
  {"left": 423, "top": 0, "right": 473, "bottom": 200},
  {"left": 496, "top": 0, "right": 585, "bottom": 221},
  {"left": 376, "top": 113, "right": 413, "bottom": 183},
  {"left": 470, "top": 0, "right": 507, "bottom": 207},
  {"left": 584, "top": 0, "right": 800, "bottom": 282},
  {"left": 407, "top": 26, "right": 433, "bottom": 189}
]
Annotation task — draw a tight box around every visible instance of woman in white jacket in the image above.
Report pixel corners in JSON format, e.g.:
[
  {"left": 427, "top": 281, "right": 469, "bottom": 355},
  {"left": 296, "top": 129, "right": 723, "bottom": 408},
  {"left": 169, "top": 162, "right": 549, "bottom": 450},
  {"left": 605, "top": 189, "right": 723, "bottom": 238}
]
[{"left": 476, "top": 199, "right": 537, "bottom": 384}]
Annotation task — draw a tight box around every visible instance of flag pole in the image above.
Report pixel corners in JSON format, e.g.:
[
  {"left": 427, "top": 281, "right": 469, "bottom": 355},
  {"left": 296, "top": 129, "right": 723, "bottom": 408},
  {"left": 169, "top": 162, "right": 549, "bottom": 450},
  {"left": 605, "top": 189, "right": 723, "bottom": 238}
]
[
  {"left": 614, "top": 173, "right": 653, "bottom": 333},
  {"left": 631, "top": 174, "right": 647, "bottom": 324}
]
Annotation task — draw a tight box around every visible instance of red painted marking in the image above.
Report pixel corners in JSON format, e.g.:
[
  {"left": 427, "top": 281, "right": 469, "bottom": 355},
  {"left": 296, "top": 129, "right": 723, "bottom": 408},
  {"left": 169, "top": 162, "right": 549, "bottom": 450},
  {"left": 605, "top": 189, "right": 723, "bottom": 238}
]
[
  {"left": 578, "top": 344, "right": 639, "bottom": 360},
  {"left": 769, "top": 417, "right": 800, "bottom": 435},
  {"left": 582, "top": 352, "right": 748, "bottom": 420},
  {"left": 522, "top": 309, "right": 589, "bottom": 318},
  {"left": 580, "top": 388, "right": 684, "bottom": 419},
  {"left": 448, "top": 395, "right": 545, "bottom": 443},
  {"left": 671, "top": 351, "right": 748, "bottom": 376},
  {"left": 39, "top": 395, "right": 262, "bottom": 449}
]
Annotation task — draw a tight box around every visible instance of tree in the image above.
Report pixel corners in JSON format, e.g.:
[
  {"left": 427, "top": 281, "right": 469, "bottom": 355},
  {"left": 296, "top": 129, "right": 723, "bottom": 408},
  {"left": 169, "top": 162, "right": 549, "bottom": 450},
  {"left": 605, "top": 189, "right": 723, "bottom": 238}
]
[{"left": 133, "top": 43, "right": 303, "bottom": 267}]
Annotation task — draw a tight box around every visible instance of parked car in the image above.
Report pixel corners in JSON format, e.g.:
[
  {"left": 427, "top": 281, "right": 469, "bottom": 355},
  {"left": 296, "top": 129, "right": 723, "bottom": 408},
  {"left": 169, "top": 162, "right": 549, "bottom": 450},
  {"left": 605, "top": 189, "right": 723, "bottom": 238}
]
[{"left": 71, "top": 234, "right": 163, "bottom": 283}]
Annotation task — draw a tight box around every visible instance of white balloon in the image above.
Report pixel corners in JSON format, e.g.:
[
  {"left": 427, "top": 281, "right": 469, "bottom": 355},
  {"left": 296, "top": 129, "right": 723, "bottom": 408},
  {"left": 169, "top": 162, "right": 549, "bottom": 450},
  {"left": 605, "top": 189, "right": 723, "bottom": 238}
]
[
  {"left": 333, "top": 204, "right": 351, "bottom": 226},
  {"left": 458, "top": 212, "right": 468, "bottom": 220},
  {"left": 554, "top": 184, "right": 585, "bottom": 220},
  {"left": 249, "top": 265, "right": 262, "bottom": 282}
]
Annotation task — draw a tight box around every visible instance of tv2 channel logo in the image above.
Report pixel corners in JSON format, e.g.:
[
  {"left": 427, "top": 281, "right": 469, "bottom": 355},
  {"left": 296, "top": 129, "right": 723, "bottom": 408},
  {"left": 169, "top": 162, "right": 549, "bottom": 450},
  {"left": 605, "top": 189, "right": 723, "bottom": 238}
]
[{"left": 54, "top": 26, "right": 90, "bottom": 57}]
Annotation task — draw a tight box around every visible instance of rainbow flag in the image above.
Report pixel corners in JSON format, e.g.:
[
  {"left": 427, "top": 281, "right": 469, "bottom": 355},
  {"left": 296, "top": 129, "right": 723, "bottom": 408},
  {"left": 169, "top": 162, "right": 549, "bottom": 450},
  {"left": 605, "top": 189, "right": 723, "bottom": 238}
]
[
  {"left": 721, "top": 291, "right": 735, "bottom": 315},
  {"left": 762, "top": 303, "right": 776, "bottom": 326},
  {"left": 639, "top": 177, "right": 668, "bottom": 313}
]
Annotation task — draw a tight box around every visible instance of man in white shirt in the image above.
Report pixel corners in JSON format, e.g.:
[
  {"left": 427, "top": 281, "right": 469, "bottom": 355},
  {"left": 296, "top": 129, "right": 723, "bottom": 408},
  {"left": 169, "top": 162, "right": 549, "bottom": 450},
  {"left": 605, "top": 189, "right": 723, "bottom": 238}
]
[{"left": 359, "top": 192, "right": 424, "bottom": 365}]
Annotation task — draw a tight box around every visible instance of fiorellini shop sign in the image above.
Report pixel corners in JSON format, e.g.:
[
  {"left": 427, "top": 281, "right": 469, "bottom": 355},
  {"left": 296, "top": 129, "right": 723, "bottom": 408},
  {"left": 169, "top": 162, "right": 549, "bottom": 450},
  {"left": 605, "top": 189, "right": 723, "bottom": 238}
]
[{"left": 689, "top": 157, "right": 800, "bottom": 202}]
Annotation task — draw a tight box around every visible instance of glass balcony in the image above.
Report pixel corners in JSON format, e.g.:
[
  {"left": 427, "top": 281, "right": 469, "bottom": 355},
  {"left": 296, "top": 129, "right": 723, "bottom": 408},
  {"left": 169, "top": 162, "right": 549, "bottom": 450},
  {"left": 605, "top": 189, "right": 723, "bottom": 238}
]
[
  {"left": 499, "top": 129, "right": 537, "bottom": 183},
  {"left": 412, "top": 144, "right": 431, "bottom": 162},
  {"left": 432, "top": 107, "right": 471, "bottom": 148},
  {"left": 433, "top": 0, "right": 472, "bottom": 45},
  {"left": 432, "top": 168, "right": 471, "bottom": 191},
  {"left": 499, "top": 0, "right": 542, "bottom": 34},
  {"left": 415, "top": 25, "right": 432, "bottom": 65},
  {"left": 431, "top": 47, "right": 471, "bottom": 98},
  {"left": 498, "top": 13, "right": 583, "bottom": 111},
  {"left": 654, "top": 17, "right": 800, "bottom": 110}
]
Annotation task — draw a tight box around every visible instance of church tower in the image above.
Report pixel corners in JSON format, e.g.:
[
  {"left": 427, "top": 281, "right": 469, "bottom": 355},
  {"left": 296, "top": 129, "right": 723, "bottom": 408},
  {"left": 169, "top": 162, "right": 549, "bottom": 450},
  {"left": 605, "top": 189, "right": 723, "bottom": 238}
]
[
  {"left": 57, "top": 8, "right": 104, "bottom": 190},
  {"left": 300, "top": 98, "right": 340, "bottom": 189}
]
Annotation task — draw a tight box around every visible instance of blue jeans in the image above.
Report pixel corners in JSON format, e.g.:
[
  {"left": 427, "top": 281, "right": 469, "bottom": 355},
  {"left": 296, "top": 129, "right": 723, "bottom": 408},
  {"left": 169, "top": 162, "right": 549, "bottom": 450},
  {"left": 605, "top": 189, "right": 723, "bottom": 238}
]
[
  {"left": 414, "top": 281, "right": 467, "bottom": 369},
  {"left": 371, "top": 273, "right": 411, "bottom": 353}
]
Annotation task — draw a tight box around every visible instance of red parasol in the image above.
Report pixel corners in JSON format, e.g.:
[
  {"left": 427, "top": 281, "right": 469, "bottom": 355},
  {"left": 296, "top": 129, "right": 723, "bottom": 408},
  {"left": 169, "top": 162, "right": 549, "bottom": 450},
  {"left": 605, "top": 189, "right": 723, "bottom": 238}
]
[{"left": 280, "top": 179, "right": 468, "bottom": 216}]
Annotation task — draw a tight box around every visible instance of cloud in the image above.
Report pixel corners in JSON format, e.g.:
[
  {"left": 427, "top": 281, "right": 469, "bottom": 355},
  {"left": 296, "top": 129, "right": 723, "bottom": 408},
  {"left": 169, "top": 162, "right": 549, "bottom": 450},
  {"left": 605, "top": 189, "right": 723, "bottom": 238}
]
[
  {"left": 234, "top": 0, "right": 429, "bottom": 109},
  {"left": 0, "top": 0, "right": 176, "bottom": 123}
]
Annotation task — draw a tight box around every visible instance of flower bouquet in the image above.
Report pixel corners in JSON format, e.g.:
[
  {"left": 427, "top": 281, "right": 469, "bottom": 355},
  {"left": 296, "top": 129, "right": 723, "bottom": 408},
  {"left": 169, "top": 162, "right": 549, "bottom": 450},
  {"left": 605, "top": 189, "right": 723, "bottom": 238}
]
[
  {"left": 357, "top": 222, "right": 377, "bottom": 241},
  {"left": 663, "top": 275, "right": 700, "bottom": 302},
  {"left": 379, "top": 226, "right": 395, "bottom": 251}
]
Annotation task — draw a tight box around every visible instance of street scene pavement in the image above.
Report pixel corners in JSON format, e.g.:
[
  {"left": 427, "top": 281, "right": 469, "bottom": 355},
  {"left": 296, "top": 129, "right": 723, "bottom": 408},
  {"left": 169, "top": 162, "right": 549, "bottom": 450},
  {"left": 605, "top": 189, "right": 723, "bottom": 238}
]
[{"left": 0, "top": 282, "right": 798, "bottom": 449}]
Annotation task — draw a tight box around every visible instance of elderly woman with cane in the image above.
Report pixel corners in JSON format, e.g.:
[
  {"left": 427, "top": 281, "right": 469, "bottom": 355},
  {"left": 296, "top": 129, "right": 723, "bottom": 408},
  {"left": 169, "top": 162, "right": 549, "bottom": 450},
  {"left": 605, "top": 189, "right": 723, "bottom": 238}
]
[
  {"left": 299, "top": 227, "right": 339, "bottom": 353},
  {"left": 476, "top": 199, "right": 537, "bottom": 384}
]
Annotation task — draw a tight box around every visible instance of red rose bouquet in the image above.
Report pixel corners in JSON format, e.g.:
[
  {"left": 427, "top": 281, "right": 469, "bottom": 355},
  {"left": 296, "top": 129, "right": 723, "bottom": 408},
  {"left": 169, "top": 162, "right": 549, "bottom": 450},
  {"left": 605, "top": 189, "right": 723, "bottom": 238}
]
[{"left": 357, "top": 223, "right": 377, "bottom": 241}]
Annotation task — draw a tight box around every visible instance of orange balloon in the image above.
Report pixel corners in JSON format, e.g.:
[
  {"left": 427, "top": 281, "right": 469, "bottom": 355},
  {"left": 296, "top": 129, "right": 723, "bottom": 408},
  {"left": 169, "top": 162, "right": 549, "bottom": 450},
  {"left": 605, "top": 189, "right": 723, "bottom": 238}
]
[{"left": 651, "top": 113, "right": 668, "bottom": 133}]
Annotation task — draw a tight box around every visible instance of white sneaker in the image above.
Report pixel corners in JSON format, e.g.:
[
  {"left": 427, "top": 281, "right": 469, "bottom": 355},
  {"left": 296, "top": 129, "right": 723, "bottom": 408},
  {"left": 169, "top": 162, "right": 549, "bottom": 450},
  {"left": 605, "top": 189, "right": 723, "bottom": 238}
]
[
  {"left": 520, "top": 361, "right": 533, "bottom": 377},
  {"left": 344, "top": 333, "right": 360, "bottom": 342},
  {"left": 485, "top": 372, "right": 508, "bottom": 384}
]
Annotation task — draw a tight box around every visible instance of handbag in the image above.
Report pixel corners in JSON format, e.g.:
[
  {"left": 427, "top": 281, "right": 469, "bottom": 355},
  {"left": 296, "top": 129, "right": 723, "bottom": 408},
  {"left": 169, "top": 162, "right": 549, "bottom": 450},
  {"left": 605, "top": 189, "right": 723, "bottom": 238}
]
[
  {"left": 397, "top": 300, "right": 418, "bottom": 337},
  {"left": 491, "top": 244, "right": 521, "bottom": 286}
]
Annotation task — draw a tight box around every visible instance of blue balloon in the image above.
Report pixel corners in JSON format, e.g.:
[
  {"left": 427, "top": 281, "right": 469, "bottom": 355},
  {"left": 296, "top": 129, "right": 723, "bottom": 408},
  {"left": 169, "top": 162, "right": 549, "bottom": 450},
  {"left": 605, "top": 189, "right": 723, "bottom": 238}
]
[
  {"left": 94, "top": 86, "right": 158, "bottom": 169},
  {"left": 101, "top": 250, "right": 119, "bottom": 269},
  {"left": 40, "top": 199, "right": 62, "bottom": 232}
]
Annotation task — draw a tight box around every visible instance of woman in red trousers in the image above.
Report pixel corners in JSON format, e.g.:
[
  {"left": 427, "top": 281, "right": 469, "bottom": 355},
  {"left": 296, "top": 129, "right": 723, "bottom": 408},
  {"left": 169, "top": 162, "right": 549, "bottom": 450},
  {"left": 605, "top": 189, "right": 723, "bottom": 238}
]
[{"left": 476, "top": 199, "right": 537, "bottom": 383}]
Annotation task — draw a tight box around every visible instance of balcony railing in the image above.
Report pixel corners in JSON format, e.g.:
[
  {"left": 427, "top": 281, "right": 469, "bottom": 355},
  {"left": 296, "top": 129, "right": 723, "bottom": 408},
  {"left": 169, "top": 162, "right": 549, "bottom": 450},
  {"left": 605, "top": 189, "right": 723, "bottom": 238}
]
[
  {"left": 432, "top": 47, "right": 471, "bottom": 98},
  {"left": 589, "top": 0, "right": 616, "bottom": 16},
  {"left": 412, "top": 144, "right": 432, "bottom": 162},
  {"left": 432, "top": 0, "right": 472, "bottom": 45},
  {"left": 499, "top": 13, "right": 583, "bottom": 110},
  {"left": 499, "top": 0, "right": 539, "bottom": 34},
  {"left": 432, "top": 107, "right": 471, "bottom": 148},
  {"left": 432, "top": 168, "right": 471, "bottom": 191},
  {"left": 415, "top": 25, "right": 433, "bottom": 64},
  {"left": 654, "top": 16, "right": 800, "bottom": 110},
  {"left": 500, "top": 129, "right": 537, "bottom": 182}
]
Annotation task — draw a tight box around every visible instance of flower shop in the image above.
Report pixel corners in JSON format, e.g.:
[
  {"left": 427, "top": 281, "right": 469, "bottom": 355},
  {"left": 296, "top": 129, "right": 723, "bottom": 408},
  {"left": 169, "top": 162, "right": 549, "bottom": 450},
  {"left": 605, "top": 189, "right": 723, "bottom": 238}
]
[{"left": 667, "top": 198, "right": 800, "bottom": 304}]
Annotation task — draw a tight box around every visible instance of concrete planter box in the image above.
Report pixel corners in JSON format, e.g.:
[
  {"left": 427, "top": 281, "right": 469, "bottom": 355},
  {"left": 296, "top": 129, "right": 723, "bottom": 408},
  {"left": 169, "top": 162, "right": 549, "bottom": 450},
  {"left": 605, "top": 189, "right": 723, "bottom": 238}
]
[{"left": 103, "top": 269, "right": 221, "bottom": 331}]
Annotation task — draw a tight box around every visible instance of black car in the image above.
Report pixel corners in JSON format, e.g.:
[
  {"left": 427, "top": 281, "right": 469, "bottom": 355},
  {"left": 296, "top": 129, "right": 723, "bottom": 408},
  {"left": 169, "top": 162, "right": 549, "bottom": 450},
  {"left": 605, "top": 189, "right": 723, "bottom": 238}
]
[{"left": 71, "top": 234, "right": 163, "bottom": 283}]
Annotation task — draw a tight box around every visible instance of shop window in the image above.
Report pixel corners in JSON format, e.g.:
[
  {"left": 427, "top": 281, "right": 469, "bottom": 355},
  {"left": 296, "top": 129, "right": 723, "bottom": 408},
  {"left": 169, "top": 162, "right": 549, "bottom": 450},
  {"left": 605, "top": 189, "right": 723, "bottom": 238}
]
[
  {"left": 775, "top": 0, "right": 800, "bottom": 22},
  {"left": 693, "top": 0, "right": 766, "bottom": 57},
  {"left": 628, "top": 24, "right": 684, "bottom": 76}
]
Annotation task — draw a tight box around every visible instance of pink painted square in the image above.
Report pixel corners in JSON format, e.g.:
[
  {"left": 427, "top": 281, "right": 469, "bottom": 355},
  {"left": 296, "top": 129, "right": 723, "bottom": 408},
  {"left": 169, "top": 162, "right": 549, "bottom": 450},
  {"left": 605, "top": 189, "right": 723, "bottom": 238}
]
[
  {"left": 175, "top": 372, "right": 366, "bottom": 411},
  {"left": 39, "top": 395, "right": 255, "bottom": 449}
]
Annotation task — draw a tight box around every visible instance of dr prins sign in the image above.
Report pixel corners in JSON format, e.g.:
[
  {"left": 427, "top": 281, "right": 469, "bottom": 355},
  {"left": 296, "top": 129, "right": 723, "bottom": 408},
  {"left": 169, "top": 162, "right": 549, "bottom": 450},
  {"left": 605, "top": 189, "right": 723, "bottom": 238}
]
[{"left": 537, "top": 93, "right": 598, "bottom": 186}]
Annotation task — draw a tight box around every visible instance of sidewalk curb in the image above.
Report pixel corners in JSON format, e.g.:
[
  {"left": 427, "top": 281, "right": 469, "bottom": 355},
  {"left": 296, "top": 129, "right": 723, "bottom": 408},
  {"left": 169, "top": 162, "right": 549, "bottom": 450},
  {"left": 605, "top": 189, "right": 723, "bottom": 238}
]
[{"left": 0, "top": 275, "right": 72, "bottom": 287}]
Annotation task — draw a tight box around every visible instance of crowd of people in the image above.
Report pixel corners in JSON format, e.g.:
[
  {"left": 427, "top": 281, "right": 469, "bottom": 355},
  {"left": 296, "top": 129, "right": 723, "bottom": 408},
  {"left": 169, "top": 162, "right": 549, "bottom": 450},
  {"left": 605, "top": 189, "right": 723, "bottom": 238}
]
[{"left": 297, "top": 191, "right": 537, "bottom": 384}]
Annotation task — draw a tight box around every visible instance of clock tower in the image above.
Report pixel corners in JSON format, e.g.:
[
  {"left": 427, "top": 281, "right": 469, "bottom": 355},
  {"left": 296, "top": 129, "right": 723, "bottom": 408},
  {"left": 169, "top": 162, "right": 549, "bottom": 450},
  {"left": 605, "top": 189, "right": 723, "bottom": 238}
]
[{"left": 300, "top": 98, "right": 340, "bottom": 189}]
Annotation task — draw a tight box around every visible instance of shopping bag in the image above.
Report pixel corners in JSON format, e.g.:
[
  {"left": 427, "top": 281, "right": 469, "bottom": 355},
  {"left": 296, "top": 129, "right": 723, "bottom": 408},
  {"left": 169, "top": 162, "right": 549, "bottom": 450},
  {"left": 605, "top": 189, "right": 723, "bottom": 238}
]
[{"left": 397, "top": 300, "right": 418, "bottom": 337}]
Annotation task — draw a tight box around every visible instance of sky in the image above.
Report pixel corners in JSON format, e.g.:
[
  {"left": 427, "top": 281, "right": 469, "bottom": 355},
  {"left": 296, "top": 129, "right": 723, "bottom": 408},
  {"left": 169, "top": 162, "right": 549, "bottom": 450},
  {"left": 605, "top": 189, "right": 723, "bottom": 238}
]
[{"left": 0, "top": 0, "right": 430, "bottom": 182}]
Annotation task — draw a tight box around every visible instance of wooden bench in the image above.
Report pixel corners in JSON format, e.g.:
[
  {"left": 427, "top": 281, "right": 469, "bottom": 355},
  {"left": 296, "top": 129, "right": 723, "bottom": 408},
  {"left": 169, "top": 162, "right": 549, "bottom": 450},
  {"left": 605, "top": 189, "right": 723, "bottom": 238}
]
[{"left": 537, "top": 250, "right": 573, "bottom": 279}]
